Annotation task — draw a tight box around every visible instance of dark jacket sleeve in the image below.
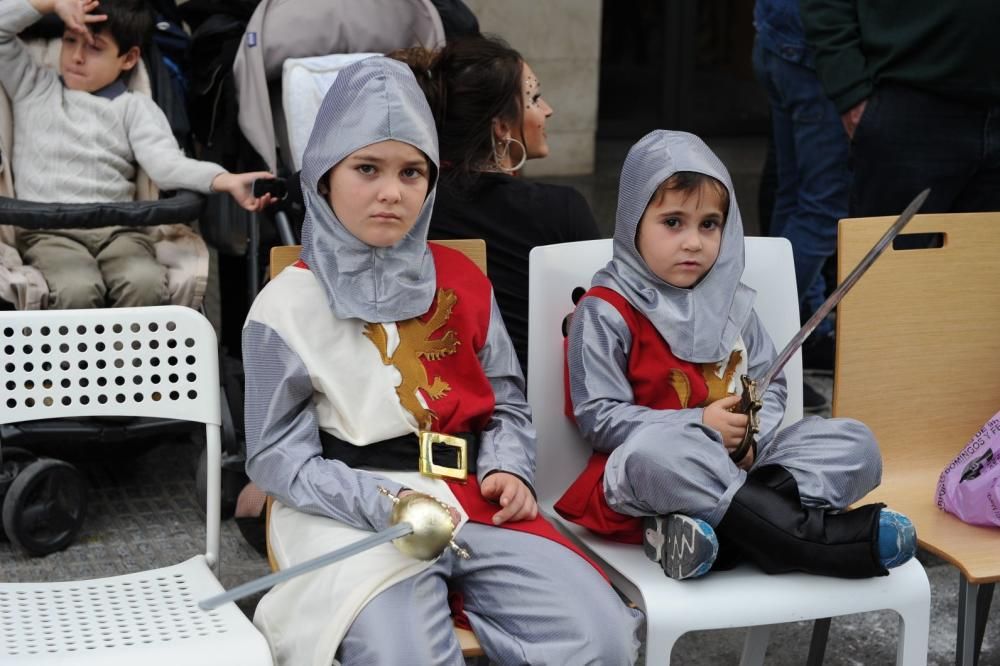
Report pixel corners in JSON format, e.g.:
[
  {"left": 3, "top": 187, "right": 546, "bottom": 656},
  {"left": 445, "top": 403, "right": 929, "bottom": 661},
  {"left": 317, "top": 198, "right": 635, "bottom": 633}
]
[{"left": 800, "top": 0, "right": 871, "bottom": 112}]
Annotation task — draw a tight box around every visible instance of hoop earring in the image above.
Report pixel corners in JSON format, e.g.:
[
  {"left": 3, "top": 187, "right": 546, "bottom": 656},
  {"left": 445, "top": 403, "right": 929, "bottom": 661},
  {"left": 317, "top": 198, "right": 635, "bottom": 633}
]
[{"left": 491, "top": 135, "right": 528, "bottom": 172}]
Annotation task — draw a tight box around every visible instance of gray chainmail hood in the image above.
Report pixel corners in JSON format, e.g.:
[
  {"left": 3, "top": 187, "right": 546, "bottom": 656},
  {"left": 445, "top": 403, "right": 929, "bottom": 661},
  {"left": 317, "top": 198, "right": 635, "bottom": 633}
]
[
  {"left": 299, "top": 56, "right": 440, "bottom": 323},
  {"left": 593, "top": 130, "right": 756, "bottom": 363}
]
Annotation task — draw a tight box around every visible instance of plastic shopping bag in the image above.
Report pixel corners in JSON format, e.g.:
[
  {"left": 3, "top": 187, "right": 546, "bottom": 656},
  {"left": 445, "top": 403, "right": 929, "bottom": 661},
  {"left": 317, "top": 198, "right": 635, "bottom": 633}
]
[{"left": 936, "top": 408, "right": 1000, "bottom": 527}]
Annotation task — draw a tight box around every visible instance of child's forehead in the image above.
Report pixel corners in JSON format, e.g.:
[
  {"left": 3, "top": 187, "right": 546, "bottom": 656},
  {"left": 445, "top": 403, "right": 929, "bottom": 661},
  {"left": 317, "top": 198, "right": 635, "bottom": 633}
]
[{"left": 341, "top": 140, "right": 429, "bottom": 164}]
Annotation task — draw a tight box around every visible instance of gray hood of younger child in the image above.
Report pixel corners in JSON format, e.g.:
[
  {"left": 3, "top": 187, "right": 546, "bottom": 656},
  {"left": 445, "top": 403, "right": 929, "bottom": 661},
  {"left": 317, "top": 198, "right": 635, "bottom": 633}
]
[
  {"left": 593, "top": 130, "right": 755, "bottom": 363},
  {"left": 299, "top": 56, "right": 440, "bottom": 323}
]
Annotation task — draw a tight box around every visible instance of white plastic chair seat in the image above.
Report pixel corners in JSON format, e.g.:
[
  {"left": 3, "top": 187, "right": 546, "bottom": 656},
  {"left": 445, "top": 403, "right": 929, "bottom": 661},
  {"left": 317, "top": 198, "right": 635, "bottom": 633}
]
[
  {"left": 555, "top": 518, "right": 929, "bottom": 661},
  {"left": 0, "top": 555, "right": 271, "bottom": 665},
  {"left": 0, "top": 306, "right": 273, "bottom": 664},
  {"left": 528, "top": 238, "right": 931, "bottom": 664}
]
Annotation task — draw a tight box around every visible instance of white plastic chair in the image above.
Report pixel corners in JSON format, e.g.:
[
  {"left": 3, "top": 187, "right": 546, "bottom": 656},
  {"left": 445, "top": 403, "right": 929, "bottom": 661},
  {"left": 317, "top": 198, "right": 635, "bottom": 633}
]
[
  {"left": 527, "top": 238, "right": 931, "bottom": 665},
  {"left": 0, "top": 306, "right": 272, "bottom": 665}
]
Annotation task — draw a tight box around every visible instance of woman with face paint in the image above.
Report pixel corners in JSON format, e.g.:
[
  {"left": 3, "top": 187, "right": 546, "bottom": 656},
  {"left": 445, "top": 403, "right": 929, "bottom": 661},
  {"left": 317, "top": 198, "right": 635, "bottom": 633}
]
[
  {"left": 392, "top": 36, "right": 601, "bottom": 377},
  {"left": 241, "top": 57, "right": 641, "bottom": 666}
]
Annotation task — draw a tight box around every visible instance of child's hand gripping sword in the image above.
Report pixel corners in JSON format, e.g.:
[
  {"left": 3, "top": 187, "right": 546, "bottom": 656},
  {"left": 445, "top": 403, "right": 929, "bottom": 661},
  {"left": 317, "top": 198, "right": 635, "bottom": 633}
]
[
  {"left": 729, "top": 188, "right": 930, "bottom": 464},
  {"left": 198, "top": 487, "right": 470, "bottom": 610}
]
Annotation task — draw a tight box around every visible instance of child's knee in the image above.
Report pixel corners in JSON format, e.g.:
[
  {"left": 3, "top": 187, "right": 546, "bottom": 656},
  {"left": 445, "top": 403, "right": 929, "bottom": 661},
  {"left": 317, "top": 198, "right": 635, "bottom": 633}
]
[
  {"left": 106, "top": 263, "right": 167, "bottom": 307},
  {"left": 572, "top": 602, "right": 642, "bottom": 664},
  {"left": 49, "top": 275, "right": 104, "bottom": 309}
]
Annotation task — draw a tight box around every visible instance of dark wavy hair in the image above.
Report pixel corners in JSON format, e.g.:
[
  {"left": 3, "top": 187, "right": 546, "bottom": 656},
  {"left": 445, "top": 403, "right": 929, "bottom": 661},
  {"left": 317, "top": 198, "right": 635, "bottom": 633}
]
[
  {"left": 90, "top": 0, "right": 153, "bottom": 54},
  {"left": 391, "top": 35, "right": 525, "bottom": 187}
]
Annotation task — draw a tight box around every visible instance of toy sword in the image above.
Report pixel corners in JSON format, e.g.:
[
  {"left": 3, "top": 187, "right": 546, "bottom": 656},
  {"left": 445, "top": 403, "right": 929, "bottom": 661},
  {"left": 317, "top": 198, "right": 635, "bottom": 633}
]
[
  {"left": 729, "top": 188, "right": 930, "bottom": 463},
  {"left": 199, "top": 487, "right": 470, "bottom": 610}
]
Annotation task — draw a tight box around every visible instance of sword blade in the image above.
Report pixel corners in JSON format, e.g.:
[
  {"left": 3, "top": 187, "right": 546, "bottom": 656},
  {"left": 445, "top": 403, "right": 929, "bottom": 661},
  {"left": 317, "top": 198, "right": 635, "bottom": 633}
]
[
  {"left": 756, "top": 188, "right": 929, "bottom": 392},
  {"left": 198, "top": 521, "right": 414, "bottom": 610}
]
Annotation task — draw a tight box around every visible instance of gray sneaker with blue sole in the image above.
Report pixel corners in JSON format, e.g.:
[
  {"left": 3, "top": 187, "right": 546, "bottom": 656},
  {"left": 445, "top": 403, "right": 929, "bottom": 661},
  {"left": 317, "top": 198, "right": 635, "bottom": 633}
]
[{"left": 643, "top": 514, "right": 719, "bottom": 580}]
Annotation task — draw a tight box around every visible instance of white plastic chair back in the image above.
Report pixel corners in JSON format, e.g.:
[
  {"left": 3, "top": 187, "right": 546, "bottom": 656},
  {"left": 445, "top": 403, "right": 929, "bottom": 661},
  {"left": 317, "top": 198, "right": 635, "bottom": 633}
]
[
  {"left": 528, "top": 237, "right": 802, "bottom": 508},
  {"left": 527, "top": 238, "right": 931, "bottom": 664},
  {"left": 0, "top": 306, "right": 272, "bottom": 665},
  {"left": 2, "top": 307, "right": 219, "bottom": 426},
  {"left": 282, "top": 52, "right": 380, "bottom": 171}
]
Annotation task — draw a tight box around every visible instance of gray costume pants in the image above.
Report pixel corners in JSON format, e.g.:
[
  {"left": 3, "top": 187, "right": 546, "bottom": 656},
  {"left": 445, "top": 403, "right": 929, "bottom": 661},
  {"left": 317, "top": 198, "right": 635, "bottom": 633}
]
[
  {"left": 18, "top": 227, "right": 167, "bottom": 309},
  {"left": 337, "top": 523, "right": 643, "bottom": 666},
  {"left": 603, "top": 416, "right": 882, "bottom": 527}
]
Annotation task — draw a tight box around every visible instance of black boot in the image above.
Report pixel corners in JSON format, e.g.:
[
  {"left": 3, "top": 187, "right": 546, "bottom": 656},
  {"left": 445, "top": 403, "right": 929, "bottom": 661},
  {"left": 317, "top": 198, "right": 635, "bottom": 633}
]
[
  {"left": 716, "top": 473, "right": 887, "bottom": 579},
  {"left": 714, "top": 465, "right": 803, "bottom": 570}
]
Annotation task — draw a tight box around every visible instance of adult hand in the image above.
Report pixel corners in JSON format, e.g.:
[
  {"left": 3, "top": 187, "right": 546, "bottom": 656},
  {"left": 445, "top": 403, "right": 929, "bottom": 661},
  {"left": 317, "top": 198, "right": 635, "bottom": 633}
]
[
  {"left": 841, "top": 99, "right": 868, "bottom": 140},
  {"left": 480, "top": 472, "right": 538, "bottom": 525},
  {"left": 703, "top": 394, "right": 750, "bottom": 452}
]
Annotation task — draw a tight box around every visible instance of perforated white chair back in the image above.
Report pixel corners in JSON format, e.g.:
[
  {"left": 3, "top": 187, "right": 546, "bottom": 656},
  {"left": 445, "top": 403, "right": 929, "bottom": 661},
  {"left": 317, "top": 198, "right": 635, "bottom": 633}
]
[
  {"left": 0, "top": 307, "right": 272, "bottom": 665},
  {"left": 527, "top": 238, "right": 930, "bottom": 665},
  {"left": 2, "top": 306, "right": 219, "bottom": 426}
]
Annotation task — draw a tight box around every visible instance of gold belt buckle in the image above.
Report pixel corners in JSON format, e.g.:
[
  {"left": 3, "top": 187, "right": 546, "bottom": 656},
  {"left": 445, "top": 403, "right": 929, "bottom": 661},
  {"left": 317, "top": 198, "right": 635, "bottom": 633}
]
[{"left": 418, "top": 431, "right": 468, "bottom": 482}]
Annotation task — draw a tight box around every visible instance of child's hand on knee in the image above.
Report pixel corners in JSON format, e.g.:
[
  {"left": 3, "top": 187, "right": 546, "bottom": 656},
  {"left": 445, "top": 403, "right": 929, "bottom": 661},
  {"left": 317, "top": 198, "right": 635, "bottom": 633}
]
[
  {"left": 480, "top": 472, "right": 538, "bottom": 525},
  {"left": 703, "top": 395, "right": 749, "bottom": 453}
]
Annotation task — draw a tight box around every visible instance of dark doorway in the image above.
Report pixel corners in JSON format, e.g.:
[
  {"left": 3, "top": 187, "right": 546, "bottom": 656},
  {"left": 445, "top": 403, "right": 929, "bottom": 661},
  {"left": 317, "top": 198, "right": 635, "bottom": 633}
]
[{"left": 598, "top": 0, "right": 769, "bottom": 139}]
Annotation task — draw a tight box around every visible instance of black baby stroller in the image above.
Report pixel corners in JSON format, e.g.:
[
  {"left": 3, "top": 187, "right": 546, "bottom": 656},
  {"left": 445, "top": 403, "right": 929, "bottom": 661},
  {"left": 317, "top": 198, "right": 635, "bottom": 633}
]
[{"left": 0, "top": 31, "right": 238, "bottom": 556}]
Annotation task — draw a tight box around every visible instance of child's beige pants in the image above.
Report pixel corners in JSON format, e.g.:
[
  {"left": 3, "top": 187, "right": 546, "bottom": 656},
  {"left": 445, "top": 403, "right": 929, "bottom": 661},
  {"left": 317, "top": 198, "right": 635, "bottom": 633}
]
[{"left": 17, "top": 227, "right": 166, "bottom": 309}]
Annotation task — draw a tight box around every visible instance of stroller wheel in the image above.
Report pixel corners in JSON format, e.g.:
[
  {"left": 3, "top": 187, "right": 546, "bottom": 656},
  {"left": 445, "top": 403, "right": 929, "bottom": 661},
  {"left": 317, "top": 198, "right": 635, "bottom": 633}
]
[{"left": 2, "top": 458, "right": 88, "bottom": 556}]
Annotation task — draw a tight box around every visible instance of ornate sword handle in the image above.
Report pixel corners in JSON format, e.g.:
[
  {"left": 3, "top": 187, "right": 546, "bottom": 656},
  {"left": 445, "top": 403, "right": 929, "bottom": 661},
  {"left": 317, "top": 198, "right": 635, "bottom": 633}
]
[
  {"left": 378, "top": 486, "right": 471, "bottom": 559},
  {"left": 730, "top": 374, "right": 761, "bottom": 463}
]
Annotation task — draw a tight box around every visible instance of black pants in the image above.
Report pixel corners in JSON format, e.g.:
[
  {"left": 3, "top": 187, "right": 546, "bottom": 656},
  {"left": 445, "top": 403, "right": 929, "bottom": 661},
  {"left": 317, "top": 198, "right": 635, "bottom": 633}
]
[{"left": 850, "top": 84, "right": 1000, "bottom": 218}]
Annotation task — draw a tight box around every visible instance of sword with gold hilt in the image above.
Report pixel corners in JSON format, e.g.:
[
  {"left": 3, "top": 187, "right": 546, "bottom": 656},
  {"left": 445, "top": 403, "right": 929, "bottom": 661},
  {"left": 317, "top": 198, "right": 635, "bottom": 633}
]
[
  {"left": 199, "top": 487, "right": 469, "bottom": 610},
  {"left": 728, "top": 188, "right": 930, "bottom": 464}
]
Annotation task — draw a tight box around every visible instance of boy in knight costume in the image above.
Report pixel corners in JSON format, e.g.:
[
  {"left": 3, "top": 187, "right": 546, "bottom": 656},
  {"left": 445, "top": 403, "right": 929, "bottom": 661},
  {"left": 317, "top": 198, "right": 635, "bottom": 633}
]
[
  {"left": 242, "top": 57, "right": 641, "bottom": 665},
  {"left": 555, "top": 130, "right": 917, "bottom": 581}
]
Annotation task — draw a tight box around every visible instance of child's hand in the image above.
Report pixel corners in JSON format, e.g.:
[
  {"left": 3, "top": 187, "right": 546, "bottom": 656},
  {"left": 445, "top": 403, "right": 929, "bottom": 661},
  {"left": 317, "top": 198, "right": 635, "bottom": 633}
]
[
  {"left": 702, "top": 394, "right": 750, "bottom": 452},
  {"left": 480, "top": 472, "right": 538, "bottom": 525},
  {"left": 52, "top": 0, "right": 106, "bottom": 44},
  {"left": 211, "top": 171, "right": 278, "bottom": 212}
]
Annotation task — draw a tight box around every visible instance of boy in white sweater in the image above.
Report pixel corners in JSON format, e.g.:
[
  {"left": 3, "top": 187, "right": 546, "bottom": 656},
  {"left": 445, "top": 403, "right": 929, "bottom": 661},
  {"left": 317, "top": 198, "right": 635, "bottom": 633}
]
[{"left": 0, "top": 0, "right": 274, "bottom": 308}]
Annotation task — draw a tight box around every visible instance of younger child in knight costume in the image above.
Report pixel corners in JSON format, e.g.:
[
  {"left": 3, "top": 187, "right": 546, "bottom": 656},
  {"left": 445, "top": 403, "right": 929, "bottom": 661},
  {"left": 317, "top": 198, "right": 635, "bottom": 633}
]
[
  {"left": 242, "top": 57, "right": 641, "bottom": 665},
  {"left": 555, "top": 130, "right": 917, "bottom": 580}
]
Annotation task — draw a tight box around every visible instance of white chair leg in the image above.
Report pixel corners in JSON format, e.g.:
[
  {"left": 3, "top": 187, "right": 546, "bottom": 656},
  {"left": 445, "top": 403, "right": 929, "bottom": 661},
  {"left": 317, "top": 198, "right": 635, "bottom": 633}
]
[
  {"left": 896, "top": 600, "right": 930, "bottom": 666},
  {"left": 642, "top": 626, "right": 684, "bottom": 665},
  {"left": 738, "top": 624, "right": 774, "bottom": 666}
]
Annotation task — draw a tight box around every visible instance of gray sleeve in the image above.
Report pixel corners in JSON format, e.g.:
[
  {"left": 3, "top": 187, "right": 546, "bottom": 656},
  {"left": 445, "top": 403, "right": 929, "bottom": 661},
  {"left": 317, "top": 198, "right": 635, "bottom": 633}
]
[
  {"left": 742, "top": 309, "right": 788, "bottom": 450},
  {"left": 568, "top": 296, "right": 704, "bottom": 454},
  {"left": 474, "top": 294, "right": 537, "bottom": 488},
  {"left": 0, "top": 0, "right": 50, "bottom": 101},
  {"left": 242, "top": 320, "right": 403, "bottom": 532},
  {"left": 126, "top": 95, "right": 226, "bottom": 193}
]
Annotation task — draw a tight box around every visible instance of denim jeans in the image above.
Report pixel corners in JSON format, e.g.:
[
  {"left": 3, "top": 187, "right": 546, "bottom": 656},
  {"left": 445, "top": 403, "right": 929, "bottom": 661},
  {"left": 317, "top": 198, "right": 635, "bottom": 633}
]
[
  {"left": 753, "top": 40, "right": 848, "bottom": 334},
  {"left": 850, "top": 84, "right": 1000, "bottom": 217}
]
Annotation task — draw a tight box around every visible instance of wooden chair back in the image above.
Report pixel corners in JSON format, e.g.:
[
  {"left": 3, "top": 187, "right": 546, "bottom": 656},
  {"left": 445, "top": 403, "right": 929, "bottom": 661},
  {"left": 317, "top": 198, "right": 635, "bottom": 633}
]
[
  {"left": 264, "top": 239, "right": 487, "bottom": 656},
  {"left": 834, "top": 212, "right": 1000, "bottom": 583}
]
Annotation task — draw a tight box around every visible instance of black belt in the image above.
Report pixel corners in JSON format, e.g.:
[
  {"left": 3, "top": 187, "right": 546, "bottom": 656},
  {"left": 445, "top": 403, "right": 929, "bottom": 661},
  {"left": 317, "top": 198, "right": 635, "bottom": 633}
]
[{"left": 320, "top": 430, "right": 479, "bottom": 479}]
